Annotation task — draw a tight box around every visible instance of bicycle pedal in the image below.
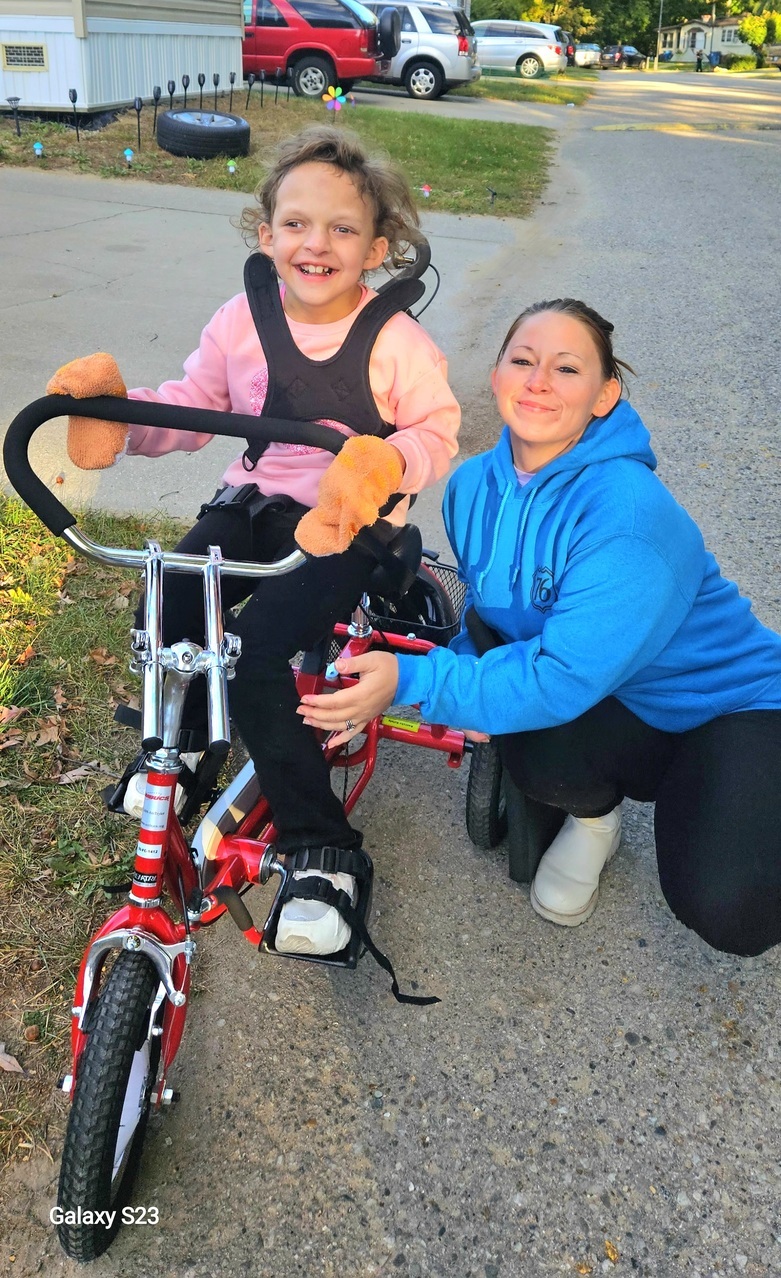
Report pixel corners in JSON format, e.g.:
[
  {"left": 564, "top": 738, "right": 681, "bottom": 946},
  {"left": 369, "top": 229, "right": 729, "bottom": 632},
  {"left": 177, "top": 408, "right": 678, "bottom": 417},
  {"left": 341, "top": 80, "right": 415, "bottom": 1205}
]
[{"left": 262, "top": 848, "right": 374, "bottom": 971}]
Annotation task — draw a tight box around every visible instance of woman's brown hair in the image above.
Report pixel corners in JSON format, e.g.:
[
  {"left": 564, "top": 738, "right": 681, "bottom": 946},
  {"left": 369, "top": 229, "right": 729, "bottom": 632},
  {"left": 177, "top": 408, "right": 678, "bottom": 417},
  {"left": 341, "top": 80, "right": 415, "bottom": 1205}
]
[{"left": 496, "top": 299, "right": 636, "bottom": 395}]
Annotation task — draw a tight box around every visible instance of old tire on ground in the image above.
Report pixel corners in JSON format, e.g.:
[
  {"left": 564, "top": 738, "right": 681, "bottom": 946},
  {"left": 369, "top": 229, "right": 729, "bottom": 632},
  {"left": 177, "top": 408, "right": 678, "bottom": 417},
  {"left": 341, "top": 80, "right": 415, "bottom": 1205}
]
[
  {"left": 466, "top": 739, "right": 508, "bottom": 849},
  {"left": 404, "top": 60, "right": 445, "bottom": 99},
  {"left": 517, "top": 53, "right": 543, "bottom": 78},
  {"left": 156, "top": 109, "right": 250, "bottom": 159},
  {"left": 57, "top": 952, "right": 163, "bottom": 1262},
  {"left": 292, "top": 54, "right": 335, "bottom": 98},
  {"left": 378, "top": 6, "right": 402, "bottom": 58}
]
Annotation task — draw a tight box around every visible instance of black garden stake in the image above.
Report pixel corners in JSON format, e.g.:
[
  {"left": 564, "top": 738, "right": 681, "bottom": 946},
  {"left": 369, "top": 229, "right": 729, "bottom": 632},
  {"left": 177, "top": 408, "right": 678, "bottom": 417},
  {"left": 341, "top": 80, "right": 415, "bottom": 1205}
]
[
  {"left": 213, "top": 73, "right": 220, "bottom": 111},
  {"left": 197, "top": 73, "right": 206, "bottom": 110},
  {"left": 182, "top": 75, "right": 190, "bottom": 110},
  {"left": 168, "top": 80, "right": 176, "bottom": 111},
  {"left": 274, "top": 67, "right": 281, "bottom": 105},
  {"left": 6, "top": 97, "right": 21, "bottom": 137},
  {"left": 152, "top": 85, "right": 161, "bottom": 135},
  {"left": 229, "top": 71, "right": 236, "bottom": 113},
  {"left": 259, "top": 69, "right": 265, "bottom": 108},
  {"left": 68, "top": 89, "right": 80, "bottom": 142},
  {"left": 245, "top": 72, "right": 256, "bottom": 110},
  {"left": 133, "top": 96, "right": 143, "bottom": 149},
  {"left": 287, "top": 67, "right": 292, "bottom": 102}
]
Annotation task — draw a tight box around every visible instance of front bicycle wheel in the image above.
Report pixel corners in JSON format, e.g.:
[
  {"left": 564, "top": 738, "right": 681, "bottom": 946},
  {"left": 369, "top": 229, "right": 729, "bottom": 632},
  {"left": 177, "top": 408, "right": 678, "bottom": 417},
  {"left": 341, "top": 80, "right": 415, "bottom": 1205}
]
[
  {"left": 57, "top": 951, "right": 163, "bottom": 1261},
  {"left": 465, "top": 739, "right": 508, "bottom": 849}
]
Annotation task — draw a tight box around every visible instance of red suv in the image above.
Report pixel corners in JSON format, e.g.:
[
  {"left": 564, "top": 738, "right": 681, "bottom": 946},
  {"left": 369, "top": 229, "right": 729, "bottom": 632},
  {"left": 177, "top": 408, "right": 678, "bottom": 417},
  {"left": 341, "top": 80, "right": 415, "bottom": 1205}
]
[{"left": 242, "top": 0, "right": 400, "bottom": 97}]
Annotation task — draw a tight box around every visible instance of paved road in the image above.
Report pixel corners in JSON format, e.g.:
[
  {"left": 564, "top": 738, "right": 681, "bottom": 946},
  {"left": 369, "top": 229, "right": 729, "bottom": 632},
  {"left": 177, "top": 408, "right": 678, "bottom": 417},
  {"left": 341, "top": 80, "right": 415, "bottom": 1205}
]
[{"left": 2, "top": 71, "right": 781, "bottom": 1278}]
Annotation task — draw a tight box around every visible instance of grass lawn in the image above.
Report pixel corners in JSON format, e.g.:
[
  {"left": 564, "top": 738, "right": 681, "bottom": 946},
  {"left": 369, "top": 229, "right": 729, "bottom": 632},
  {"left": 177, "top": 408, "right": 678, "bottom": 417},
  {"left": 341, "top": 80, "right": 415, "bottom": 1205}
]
[
  {"left": 0, "top": 94, "right": 555, "bottom": 217},
  {"left": 454, "top": 70, "right": 595, "bottom": 107},
  {"left": 0, "top": 498, "right": 188, "bottom": 1164}
]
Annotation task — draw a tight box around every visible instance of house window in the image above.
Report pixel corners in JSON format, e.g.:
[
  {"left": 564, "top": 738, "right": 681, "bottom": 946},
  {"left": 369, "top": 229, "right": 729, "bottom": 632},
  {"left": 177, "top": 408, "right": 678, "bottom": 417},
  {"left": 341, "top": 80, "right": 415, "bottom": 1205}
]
[
  {"left": 1, "top": 42, "right": 48, "bottom": 70},
  {"left": 689, "top": 28, "right": 704, "bottom": 48}
]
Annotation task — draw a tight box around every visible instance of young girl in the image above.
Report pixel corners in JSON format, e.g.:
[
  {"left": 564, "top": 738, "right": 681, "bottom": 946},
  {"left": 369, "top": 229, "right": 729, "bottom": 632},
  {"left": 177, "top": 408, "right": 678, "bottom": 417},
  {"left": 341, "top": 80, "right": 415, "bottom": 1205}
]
[
  {"left": 299, "top": 299, "right": 781, "bottom": 960},
  {"left": 47, "top": 125, "right": 460, "bottom": 958}
]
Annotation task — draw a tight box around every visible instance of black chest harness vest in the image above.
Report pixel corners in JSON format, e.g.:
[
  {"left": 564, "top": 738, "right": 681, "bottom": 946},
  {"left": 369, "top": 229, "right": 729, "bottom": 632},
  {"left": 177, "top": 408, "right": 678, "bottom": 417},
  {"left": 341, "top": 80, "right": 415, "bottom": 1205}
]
[{"left": 241, "top": 250, "right": 426, "bottom": 470}]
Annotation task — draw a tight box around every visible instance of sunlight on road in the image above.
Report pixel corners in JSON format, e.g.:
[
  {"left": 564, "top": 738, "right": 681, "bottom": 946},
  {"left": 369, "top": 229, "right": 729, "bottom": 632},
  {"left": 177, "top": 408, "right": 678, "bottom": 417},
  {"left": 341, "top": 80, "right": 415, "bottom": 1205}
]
[{"left": 584, "top": 71, "right": 781, "bottom": 128}]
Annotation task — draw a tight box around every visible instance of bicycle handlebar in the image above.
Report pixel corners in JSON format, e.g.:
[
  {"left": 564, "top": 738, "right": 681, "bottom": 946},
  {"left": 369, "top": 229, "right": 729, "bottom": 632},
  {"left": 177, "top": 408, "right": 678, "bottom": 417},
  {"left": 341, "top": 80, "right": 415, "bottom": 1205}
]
[{"left": 3, "top": 395, "right": 347, "bottom": 539}]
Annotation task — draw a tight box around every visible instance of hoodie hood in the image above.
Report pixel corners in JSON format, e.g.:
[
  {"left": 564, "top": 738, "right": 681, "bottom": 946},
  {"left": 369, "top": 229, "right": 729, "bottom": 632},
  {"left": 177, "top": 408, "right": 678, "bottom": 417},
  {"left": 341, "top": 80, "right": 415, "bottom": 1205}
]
[{"left": 476, "top": 399, "right": 657, "bottom": 593}]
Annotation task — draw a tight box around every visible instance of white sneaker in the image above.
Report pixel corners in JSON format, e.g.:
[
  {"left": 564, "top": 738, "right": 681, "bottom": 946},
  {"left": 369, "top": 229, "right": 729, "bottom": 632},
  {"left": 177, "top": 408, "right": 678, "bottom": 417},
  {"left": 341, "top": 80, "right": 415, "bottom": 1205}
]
[
  {"left": 530, "top": 805, "right": 622, "bottom": 927},
  {"left": 122, "top": 752, "right": 202, "bottom": 820},
  {"left": 274, "top": 870, "right": 356, "bottom": 956}
]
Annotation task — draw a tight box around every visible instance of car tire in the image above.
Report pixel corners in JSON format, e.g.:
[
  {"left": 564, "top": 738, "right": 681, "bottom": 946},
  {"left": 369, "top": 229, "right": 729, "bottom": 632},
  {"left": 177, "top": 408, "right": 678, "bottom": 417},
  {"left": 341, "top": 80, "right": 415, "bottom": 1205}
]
[
  {"left": 517, "top": 54, "right": 544, "bottom": 79},
  {"left": 291, "top": 54, "right": 335, "bottom": 98},
  {"left": 378, "top": 6, "right": 402, "bottom": 59},
  {"left": 155, "top": 109, "right": 250, "bottom": 159},
  {"left": 338, "top": 79, "right": 354, "bottom": 93},
  {"left": 618, "top": 57, "right": 627, "bottom": 68},
  {"left": 403, "top": 61, "right": 444, "bottom": 100}
]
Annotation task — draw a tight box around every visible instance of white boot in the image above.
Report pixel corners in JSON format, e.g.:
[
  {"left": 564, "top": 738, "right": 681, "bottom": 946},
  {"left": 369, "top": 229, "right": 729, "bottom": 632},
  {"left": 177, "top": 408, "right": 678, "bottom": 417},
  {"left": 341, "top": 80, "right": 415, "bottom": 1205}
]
[
  {"left": 530, "top": 805, "right": 622, "bottom": 927},
  {"left": 274, "top": 870, "right": 356, "bottom": 956}
]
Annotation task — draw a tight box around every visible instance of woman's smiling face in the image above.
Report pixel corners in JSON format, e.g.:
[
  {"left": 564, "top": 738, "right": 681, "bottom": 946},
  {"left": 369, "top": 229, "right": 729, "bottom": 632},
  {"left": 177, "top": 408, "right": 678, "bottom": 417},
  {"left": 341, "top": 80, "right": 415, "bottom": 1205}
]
[{"left": 491, "top": 310, "right": 621, "bottom": 472}]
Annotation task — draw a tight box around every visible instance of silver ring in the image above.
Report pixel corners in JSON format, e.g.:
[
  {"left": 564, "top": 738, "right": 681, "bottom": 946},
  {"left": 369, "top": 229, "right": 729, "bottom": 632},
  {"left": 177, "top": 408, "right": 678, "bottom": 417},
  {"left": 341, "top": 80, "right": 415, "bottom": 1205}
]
[{"left": 345, "top": 719, "right": 355, "bottom": 731}]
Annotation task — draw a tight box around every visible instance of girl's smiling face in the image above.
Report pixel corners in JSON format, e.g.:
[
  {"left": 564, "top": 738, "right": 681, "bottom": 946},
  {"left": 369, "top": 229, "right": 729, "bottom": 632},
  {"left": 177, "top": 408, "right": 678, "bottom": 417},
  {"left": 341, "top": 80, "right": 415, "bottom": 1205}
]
[
  {"left": 491, "top": 311, "right": 621, "bottom": 472},
  {"left": 258, "top": 161, "right": 389, "bottom": 324}
]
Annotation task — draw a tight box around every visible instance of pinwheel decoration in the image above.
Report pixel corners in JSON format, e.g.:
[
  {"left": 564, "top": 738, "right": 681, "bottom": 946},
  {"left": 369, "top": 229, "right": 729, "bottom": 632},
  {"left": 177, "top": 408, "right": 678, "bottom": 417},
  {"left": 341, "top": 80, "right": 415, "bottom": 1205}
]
[{"left": 323, "top": 85, "right": 347, "bottom": 112}]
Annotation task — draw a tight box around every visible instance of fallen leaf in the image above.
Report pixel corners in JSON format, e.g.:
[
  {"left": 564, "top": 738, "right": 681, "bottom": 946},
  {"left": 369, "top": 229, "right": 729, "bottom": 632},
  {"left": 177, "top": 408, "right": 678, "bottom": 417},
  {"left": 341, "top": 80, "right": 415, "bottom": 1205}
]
[
  {"left": 25, "top": 720, "right": 61, "bottom": 748},
  {"left": 0, "top": 733, "right": 24, "bottom": 752},
  {"left": 59, "top": 762, "right": 100, "bottom": 785},
  {"left": 605, "top": 1240, "right": 620, "bottom": 1264},
  {"left": 53, "top": 686, "right": 68, "bottom": 707},
  {"left": 13, "top": 646, "right": 36, "bottom": 667},
  {"left": 111, "top": 594, "right": 130, "bottom": 611},
  {"left": 575, "top": 1265, "right": 593, "bottom": 1276},
  {"left": 89, "top": 648, "right": 117, "bottom": 667},
  {"left": 0, "top": 1044, "right": 26, "bottom": 1074},
  {"left": 0, "top": 706, "right": 26, "bottom": 726}
]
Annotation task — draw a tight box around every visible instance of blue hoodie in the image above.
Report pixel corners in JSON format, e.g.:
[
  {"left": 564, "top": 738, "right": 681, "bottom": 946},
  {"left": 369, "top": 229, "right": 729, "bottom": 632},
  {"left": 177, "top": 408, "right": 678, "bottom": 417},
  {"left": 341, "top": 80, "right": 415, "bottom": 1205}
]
[{"left": 395, "top": 401, "right": 781, "bottom": 734}]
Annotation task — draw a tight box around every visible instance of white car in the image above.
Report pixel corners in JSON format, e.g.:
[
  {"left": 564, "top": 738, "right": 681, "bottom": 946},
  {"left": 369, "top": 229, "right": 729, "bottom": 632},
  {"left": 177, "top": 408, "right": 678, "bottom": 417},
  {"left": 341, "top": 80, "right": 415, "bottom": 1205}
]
[
  {"left": 470, "top": 19, "right": 567, "bottom": 79},
  {"left": 574, "top": 42, "right": 602, "bottom": 67},
  {"left": 363, "top": 2, "right": 481, "bottom": 99}
]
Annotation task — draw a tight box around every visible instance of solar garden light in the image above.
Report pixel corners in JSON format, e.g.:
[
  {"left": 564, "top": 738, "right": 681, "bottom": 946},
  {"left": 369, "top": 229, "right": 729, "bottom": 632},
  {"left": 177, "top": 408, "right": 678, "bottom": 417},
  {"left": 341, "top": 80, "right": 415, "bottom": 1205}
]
[
  {"left": 197, "top": 72, "right": 206, "bottom": 110},
  {"left": 152, "top": 86, "right": 161, "bottom": 135},
  {"left": 245, "top": 72, "right": 256, "bottom": 110},
  {"left": 168, "top": 80, "right": 176, "bottom": 111},
  {"left": 68, "top": 88, "right": 80, "bottom": 143},
  {"left": 182, "top": 75, "right": 190, "bottom": 110},
  {"left": 213, "top": 73, "right": 220, "bottom": 111},
  {"left": 259, "top": 69, "right": 265, "bottom": 108},
  {"left": 6, "top": 96, "right": 21, "bottom": 137},
  {"left": 274, "top": 67, "right": 281, "bottom": 105},
  {"left": 133, "top": 96, "right": 143, "bottom": 149},
  {"left": 229, "top": 71, "right": 236, "bottom": 113}
]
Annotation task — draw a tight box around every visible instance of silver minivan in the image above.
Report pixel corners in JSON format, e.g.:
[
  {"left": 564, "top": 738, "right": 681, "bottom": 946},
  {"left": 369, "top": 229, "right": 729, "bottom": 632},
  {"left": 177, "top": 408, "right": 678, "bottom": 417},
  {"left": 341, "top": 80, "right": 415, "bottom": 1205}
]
[
  {"left": 364, "top": 2, "right": 481, "bottom": 99},
  {"left": 470, "top": 19, "right": 567, "bottom": 78}
]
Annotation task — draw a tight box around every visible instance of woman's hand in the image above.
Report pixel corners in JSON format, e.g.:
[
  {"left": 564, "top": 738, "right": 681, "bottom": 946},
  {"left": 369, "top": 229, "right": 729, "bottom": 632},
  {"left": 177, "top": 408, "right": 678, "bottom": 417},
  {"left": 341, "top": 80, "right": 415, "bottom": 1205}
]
[
  {"left": 463, "top": 729, "right": 491, "bottom": 744},
  {"left": 297, "top": 651, "right": 400, "bottom": 746}
]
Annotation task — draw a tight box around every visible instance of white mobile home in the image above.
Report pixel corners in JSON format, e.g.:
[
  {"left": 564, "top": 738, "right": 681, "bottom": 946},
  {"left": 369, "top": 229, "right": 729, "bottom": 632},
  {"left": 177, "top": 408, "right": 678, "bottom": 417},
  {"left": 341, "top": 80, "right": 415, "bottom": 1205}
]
[{"left": 0, "top": 0, "right": 244, "bottom": 112}]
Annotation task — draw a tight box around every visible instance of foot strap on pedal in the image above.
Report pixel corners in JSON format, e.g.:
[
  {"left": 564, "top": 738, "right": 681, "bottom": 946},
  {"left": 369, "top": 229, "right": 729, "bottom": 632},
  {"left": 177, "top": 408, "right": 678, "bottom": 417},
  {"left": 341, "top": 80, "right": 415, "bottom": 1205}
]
[{"left": 269, "top": 847, "right": 440, "bottom": 1007}]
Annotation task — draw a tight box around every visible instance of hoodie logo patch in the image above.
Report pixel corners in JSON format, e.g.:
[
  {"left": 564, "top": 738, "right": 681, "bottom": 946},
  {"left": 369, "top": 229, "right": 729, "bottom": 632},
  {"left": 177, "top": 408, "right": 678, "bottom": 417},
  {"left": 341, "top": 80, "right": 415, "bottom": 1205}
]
[{"left": 531, "top": 566, "right": 557, "bottom": 612}]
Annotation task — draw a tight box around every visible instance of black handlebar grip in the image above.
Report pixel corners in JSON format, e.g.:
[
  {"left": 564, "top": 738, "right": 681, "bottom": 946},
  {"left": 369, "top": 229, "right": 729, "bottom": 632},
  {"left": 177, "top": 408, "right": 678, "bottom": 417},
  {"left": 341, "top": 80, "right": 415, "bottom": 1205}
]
[{"left": 3, "top": 394, "right": 347, "bottom": 539}]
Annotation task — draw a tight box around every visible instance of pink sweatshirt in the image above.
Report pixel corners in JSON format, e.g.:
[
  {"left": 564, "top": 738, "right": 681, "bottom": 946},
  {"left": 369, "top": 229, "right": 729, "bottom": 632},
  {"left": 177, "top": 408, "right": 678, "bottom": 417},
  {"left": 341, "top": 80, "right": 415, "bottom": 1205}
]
[{"left": 128, "top": 283, "right": 460, "bottom": 522}]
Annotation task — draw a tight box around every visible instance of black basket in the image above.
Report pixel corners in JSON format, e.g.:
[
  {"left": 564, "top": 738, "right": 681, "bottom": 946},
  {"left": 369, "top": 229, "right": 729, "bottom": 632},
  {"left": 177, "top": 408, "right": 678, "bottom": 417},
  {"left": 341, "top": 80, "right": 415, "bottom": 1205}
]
[{"left": 365, "top": 559, "right": 466, "bottom": 648}]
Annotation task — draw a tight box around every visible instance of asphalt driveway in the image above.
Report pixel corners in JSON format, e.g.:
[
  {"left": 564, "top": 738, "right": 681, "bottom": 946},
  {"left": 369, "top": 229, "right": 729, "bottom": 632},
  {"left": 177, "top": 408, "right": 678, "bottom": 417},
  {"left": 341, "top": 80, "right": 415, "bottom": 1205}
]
[{"left": 2, "top": 70, "right": 781, "bottom": 1278}]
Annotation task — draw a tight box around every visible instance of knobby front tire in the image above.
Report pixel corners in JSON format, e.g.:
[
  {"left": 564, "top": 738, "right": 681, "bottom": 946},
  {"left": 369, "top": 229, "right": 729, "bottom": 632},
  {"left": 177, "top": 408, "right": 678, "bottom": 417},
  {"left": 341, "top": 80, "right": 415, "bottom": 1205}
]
[{"left": 57, "top": 952, "right": 163, "bottom": 1261}]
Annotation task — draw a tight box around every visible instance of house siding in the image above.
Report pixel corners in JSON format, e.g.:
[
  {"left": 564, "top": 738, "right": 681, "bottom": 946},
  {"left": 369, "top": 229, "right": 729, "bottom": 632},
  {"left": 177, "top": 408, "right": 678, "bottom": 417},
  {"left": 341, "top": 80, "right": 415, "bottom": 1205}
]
[
  {"left": 0, "top": 1, "right": 72, "bottom": 14},
  {"left": 84, "top": 0, "right": 241, "bottom": 25}
]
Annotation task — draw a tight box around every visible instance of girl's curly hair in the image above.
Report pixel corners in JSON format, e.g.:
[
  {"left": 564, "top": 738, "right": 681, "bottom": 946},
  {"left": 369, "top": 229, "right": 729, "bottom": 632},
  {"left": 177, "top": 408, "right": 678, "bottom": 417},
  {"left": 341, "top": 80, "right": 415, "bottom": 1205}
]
[{"left": 238, "top": 124, "right": 423, "bottom": 268}]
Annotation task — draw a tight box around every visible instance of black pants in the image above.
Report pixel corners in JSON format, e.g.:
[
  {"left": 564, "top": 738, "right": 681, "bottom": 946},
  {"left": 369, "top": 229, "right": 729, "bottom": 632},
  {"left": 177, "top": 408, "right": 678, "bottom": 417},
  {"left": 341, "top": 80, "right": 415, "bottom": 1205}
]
[
  {"left": 136, "top": 495, "right": 371, "bottom": 855},
  {"left": 500, "top": 698, "right": 781, "bottom": 958}
]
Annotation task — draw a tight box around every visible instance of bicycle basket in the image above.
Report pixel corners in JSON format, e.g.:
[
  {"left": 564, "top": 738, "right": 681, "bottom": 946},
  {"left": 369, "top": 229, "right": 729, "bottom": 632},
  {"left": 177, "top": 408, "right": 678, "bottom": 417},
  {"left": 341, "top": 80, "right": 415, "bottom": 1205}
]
[{"left": 365, "top": 558, "right": 466, "bottom": 648}]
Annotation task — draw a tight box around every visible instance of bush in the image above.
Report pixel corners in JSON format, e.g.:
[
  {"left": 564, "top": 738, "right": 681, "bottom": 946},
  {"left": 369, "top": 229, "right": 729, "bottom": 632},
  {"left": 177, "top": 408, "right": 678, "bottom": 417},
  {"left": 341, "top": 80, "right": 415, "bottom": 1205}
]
[{"left": 721, "top": 53, "right": 758, "bottom": 70}]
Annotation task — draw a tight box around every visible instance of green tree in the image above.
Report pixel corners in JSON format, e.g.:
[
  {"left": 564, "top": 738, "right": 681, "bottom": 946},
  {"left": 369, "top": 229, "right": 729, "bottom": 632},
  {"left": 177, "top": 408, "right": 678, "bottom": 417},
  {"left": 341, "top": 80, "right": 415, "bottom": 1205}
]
[
  {"left": 470, "top": 0, "right": 523, "bottom": 19},
  {"left": 738, "top": 11, "right": 768, "bottom": 48}
]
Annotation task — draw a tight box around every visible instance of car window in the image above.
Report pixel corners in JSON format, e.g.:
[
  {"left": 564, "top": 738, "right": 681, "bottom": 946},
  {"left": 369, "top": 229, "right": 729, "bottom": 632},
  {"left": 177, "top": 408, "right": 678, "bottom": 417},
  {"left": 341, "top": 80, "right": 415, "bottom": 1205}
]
[
  {"left": 516, "top": 24, "right": 546, "bottom": 40},
  {"left": 420, "top": 7, "right": 461, "bottom": 34},
  {"left": 341, "top": 0, "right": 378, "bottom": 25},
  {"left": 248, "top": 0, "right": 289, "bottom": 25},
  {"left": 288, "top": 0, "right": 358, "bottom": 28}
]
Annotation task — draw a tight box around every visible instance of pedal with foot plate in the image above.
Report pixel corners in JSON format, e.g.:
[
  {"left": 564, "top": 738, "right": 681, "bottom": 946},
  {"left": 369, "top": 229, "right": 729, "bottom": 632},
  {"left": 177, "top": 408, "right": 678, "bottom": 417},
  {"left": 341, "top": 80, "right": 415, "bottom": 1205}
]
[{"left": 262, "top": 846, "right": 374, "bottom": 970}]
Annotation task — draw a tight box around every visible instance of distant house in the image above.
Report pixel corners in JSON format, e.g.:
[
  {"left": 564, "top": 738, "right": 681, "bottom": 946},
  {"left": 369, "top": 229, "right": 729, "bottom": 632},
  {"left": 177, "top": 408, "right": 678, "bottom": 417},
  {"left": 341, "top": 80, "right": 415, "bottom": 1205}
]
[
  {"left": 658, "top": 14, "right": 753, "bottom": 63},
  {"left": 0, "top": 0, "right": 244, "bottom": 112}
]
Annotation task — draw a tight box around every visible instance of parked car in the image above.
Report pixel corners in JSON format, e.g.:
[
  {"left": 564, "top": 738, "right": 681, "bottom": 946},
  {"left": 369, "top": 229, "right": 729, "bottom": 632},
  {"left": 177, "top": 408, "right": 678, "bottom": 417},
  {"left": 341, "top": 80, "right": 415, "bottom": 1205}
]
[
  {"left": 574, "top": 42, "right": 601, "bottom": 67},
  {"left": 600, "top": 44, "right": 646, "bottom": 69},
  {"left": 241, "top": 0, "right": 400, "bottom": 98},
  {"left": 561, "top": 30, "right": 576, "bottom": 66},
  {"left": 362, "top": 2, "right": 481, "bottom": 99},
  {"left": 470, "top": 19, "right": 567, "bottom": 79}
]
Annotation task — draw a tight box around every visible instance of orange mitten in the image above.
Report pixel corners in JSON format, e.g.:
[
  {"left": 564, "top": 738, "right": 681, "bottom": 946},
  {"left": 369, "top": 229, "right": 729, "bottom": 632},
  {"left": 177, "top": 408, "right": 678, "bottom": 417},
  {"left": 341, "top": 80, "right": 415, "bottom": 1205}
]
[
  {"left": 296, "top": 435, "right": 405, "bottom": 557},
  {"left": 47, "top": 353, "right": 128, "bottom": 470}
]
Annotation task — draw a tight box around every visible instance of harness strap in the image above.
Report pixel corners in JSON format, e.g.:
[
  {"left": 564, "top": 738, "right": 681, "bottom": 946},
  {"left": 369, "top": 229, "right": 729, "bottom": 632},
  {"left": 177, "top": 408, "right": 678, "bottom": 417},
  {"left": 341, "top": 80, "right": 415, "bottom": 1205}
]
[{"left": 282, "top": 879, "right": 439, "bottom": 1007}]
